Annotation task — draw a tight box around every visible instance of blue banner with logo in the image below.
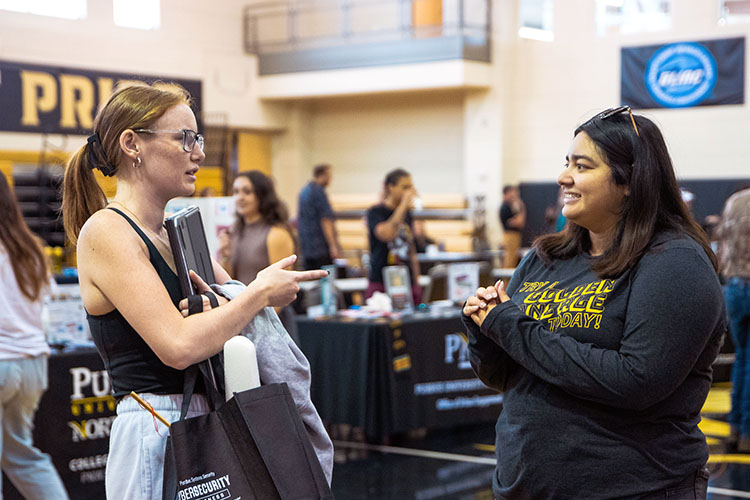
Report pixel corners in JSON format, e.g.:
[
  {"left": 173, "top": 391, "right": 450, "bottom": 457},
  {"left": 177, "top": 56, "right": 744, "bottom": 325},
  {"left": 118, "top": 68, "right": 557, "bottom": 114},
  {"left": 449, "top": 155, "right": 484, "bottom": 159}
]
[
  {"left": 621, "top": 37, "right": 744, "bottom": 109},
  {"left": 0, "top": 60, "right": 202, "bottom": 135}
]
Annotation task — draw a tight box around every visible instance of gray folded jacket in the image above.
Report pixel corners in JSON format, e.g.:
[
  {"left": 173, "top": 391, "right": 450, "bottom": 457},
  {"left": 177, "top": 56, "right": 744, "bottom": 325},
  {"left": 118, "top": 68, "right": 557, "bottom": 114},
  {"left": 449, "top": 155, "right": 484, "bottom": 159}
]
[{"left": 211, "top": 280, "right": 334, "bottom": 484}]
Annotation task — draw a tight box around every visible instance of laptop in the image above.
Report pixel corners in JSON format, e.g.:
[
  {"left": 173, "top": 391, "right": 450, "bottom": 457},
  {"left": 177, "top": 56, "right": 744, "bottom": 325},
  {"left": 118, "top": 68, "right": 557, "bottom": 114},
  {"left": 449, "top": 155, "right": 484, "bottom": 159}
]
[{"left": 164, "top": 206, "right": 216, "bottom": 297}]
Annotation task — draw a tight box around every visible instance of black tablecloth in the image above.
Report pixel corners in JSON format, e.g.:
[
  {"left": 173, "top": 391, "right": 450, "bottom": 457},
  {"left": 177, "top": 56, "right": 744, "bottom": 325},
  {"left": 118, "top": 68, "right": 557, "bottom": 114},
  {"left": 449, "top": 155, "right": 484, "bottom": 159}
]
[
  {"left": 2, "top": 349, "right": 111, "bottom": 499},
  {"left": 296, "top": 311, "right": 502, "bottom": 439}
]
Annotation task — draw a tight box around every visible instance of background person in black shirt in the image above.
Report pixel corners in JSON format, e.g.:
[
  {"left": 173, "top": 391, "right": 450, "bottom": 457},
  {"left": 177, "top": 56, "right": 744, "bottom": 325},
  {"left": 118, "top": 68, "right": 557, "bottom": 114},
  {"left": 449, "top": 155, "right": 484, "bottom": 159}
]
[{"left": 365, "top": 168, "right": 422, "bottom": 305}]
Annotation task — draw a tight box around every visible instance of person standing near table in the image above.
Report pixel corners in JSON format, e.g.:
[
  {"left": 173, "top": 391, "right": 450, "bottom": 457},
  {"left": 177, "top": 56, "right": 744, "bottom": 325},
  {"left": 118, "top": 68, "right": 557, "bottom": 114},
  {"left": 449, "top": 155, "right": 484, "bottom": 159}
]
[
  {"left": 499, "top": 184, "right": 526, "bottom": 268},
  {"left": 297, "top": 164, "right": 342, "bottom": 270},
  {"left": 463, "top": 107, "right": 725, "bottom": 498},
  {"left": 366, "top": 168, "right": 421, "bottom": 304},
  {"left": 0, "top": 171, "right": 69, "bottom": 499},
  {"left": 219, "top": 170, "right": 299, "bottom": 341},
  {"left": 61, "top": 83, "right": 330, "bottom": 499},
  {"left": 718, "top": 186, "right": 750, "bottom": 452}
]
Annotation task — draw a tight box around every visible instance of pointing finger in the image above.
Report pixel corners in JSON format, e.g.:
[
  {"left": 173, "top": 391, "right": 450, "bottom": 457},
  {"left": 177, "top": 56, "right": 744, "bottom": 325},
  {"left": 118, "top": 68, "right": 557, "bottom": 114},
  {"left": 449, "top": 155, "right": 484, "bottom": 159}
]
[{"left": 293, "top": 269, "right": 329, "bottom": 282}]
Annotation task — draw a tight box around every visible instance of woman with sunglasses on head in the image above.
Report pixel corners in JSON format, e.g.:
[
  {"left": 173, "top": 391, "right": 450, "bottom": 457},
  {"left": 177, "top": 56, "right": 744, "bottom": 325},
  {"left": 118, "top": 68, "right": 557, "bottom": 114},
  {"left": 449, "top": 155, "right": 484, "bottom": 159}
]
[
  {"left": 62, "top": 83, "right": 331, "bottom": 499},
  {"left": 462, "top": 108, "right": 726, "bottom": 499}
]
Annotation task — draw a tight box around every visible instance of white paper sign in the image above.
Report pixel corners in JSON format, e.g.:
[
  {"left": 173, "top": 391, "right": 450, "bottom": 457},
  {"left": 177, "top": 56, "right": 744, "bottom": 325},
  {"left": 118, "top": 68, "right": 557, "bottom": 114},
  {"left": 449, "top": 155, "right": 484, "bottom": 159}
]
[
  {"left": 447, "top": 262, "right": 480, "bottom": 303},
  {"left": 383, "top": 265, "right": 413, "bottom": 311}
]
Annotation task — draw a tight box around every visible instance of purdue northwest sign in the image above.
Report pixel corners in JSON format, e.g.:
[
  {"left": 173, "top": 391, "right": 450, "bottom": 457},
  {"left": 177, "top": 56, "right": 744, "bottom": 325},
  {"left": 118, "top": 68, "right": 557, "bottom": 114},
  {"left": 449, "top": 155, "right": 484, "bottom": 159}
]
[{"left": 0, "top": 60, "right": 202, "bottom": 135}]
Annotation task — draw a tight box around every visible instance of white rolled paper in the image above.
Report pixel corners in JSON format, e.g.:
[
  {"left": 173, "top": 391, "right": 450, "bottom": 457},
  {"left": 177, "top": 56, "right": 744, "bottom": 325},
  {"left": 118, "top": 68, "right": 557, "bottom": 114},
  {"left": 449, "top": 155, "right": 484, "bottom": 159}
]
[{"left": 223, "top": 335, "right": 260, "bottom": 401}]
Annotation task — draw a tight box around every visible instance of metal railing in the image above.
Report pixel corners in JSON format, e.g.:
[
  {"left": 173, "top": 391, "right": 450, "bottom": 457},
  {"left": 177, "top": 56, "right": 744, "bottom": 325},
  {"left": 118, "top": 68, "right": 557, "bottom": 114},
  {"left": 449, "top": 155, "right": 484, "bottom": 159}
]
[{"left": 243, "top": 0, "right": 490, "bottom": 54}]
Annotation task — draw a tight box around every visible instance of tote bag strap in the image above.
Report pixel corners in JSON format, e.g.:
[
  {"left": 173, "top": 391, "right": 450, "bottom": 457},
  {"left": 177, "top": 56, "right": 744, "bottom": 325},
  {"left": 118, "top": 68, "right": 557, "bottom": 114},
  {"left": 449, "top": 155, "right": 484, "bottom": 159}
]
[
  {"left": 178, "top": 291, "right": 225, "bottom": 420},
  {"left": 179, "top": 366, "right": 199, "bottom": 419}
]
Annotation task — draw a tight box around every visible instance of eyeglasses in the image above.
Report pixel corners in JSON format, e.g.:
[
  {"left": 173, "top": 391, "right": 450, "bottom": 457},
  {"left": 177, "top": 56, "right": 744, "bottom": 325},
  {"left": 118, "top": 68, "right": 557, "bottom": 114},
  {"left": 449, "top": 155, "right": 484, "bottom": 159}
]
[
  {"left": 595, "top": 106, "right": 640, "bottom": 137},
  {"left": 133, "top": 129, "right": 205, "bottom": 152}
]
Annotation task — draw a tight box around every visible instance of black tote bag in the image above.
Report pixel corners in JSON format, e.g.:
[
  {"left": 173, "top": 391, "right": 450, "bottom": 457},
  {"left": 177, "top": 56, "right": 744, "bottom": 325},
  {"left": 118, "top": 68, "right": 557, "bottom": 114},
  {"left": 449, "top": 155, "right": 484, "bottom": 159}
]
[{"left": 162, "top": 362, "right": 333, "bottom": 500}]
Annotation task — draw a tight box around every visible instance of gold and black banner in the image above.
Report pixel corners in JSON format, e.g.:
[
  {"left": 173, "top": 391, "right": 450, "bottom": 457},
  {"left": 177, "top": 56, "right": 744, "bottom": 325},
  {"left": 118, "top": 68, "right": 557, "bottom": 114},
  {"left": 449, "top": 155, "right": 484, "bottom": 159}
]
[{"left": 0, "top": 60, "right": 202, "bottom": 134}]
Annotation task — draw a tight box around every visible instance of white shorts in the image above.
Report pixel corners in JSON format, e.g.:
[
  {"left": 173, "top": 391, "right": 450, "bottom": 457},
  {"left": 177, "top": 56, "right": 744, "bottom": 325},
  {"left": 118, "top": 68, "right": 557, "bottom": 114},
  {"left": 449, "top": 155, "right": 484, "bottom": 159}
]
[{"left": 105, "top": 393, "right": 210, "bottom": 500}]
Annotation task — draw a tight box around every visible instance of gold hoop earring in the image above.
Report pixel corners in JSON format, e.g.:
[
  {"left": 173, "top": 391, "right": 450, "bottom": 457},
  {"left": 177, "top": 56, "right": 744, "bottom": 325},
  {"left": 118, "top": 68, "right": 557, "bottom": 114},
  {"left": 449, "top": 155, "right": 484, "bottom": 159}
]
[{"left": 133, "top": 157, "right": 142, "bottom": 169}]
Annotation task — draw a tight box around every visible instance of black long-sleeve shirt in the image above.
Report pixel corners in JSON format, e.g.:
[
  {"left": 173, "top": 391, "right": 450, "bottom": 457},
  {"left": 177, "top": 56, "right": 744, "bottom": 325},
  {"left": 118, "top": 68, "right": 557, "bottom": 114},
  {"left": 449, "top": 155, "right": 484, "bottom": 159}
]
[{"left": 463, "top": 232, "right": 726, "bottom": 499}]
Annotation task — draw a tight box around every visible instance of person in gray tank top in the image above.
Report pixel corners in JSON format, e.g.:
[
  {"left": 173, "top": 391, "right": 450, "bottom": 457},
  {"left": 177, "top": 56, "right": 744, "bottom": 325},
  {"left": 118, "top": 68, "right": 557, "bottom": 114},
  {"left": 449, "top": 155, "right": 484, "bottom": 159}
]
[{"left": 219, "top": 170, "right": 299, "bottom": 340}]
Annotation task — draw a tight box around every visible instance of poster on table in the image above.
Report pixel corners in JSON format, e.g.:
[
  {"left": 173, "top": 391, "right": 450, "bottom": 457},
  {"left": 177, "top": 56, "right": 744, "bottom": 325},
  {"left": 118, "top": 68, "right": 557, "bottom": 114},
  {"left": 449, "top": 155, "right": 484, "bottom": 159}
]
[
  {"left": 383, "top": 265, "right": 414, "bottom": 311},
  {"left": 621, "top": 37, "right": 744, "bottom": 109},
  {"left": 447, "top": 262, "right": 479, "bottom": 304}
]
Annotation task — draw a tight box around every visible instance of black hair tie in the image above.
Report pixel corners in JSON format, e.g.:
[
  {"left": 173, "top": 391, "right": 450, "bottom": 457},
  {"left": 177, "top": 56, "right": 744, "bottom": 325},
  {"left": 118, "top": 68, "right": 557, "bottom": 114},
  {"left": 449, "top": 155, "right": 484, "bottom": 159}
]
[{"left": 86, "top": 133, "right": 116, "bottom": 177}]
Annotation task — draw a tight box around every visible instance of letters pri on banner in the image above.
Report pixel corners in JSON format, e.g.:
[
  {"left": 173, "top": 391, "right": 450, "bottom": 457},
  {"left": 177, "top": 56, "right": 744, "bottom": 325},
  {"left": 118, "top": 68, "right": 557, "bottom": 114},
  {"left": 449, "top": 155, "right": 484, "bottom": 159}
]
[
  {"left": 0, "top": 60, "right": 202, "bottom": 134},
  {"left": 621, "top": 37, "right": 745, "bottom": 109}
]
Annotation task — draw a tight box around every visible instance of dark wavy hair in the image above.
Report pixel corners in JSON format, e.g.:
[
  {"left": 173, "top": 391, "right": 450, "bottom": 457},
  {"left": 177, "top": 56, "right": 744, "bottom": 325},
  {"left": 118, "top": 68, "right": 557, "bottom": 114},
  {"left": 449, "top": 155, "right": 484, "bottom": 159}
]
[
  {"left": 384, "top": 168, "right": 410, "bottom": 190},
  {"left": 232, "top": 170, "right": 290, "bottom": 233},
  {"left": 0, "top": 171, "right": 49, "bottom": 300},
  {"left": 534, "top": 109, "right": 717, "bottom": 278}
]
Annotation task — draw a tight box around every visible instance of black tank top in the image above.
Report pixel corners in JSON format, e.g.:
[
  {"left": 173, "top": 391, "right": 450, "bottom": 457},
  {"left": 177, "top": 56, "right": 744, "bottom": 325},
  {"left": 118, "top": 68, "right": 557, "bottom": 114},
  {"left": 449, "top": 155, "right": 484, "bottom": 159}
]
[{"left": 87, "top": 207, "right": 191, "bottom": 398}]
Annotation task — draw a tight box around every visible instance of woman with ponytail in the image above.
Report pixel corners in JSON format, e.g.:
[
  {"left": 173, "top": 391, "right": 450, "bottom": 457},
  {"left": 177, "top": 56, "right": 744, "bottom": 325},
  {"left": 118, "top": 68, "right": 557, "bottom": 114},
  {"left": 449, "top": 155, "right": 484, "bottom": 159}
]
[
  {"left": 62, "top": 83, "right": 330, "bottom": 499},
  {"left": 0, "top": 171, "right": 69, "bottom": 499}
]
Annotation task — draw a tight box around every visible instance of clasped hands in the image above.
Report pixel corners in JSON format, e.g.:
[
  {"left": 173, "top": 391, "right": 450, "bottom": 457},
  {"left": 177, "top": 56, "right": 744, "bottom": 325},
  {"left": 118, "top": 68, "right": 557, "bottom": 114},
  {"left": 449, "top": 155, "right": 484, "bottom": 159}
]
[{"left": 462, "top": 280, "right": 511, "bottom": 327}]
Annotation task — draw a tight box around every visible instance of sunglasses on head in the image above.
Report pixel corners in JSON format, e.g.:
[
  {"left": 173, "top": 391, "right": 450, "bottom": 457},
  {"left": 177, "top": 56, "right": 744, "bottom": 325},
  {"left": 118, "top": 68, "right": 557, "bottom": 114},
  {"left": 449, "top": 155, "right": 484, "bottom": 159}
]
[{"left": 594, "top": 106, "right": 640, "bottom": 137}]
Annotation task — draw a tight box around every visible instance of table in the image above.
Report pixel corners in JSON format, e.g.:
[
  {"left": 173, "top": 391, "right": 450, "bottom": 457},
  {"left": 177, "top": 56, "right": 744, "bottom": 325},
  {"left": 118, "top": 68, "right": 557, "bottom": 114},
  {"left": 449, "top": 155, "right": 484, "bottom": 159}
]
[
  {"left": 417, "top": 251, "right": 501, "bottom": 275},
  {"left": 2, "top": 349, "right": 111, "bottom": 500},
  {"left": 298, "top": 276, "right": 432, "bottom": 309},
  {"left": 295, "top": 311, "right": 503, "bottom": 440},
  {"left": 299, "top": 276, "right": 431, "bottom": 293},
  {"left": 492, "top": 267, "right": 517, "bottom": 281}
]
